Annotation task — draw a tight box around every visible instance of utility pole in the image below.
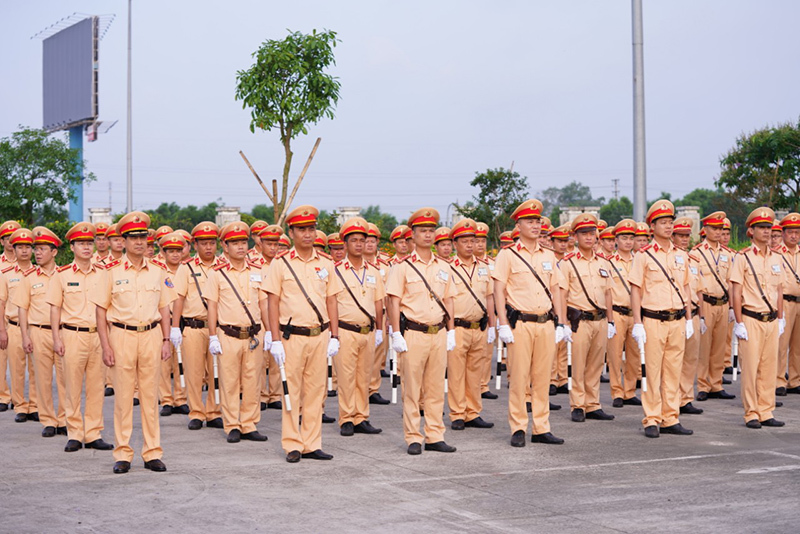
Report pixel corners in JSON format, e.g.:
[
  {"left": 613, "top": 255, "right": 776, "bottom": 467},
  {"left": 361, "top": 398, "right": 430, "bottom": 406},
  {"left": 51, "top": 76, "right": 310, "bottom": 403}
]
[
  {"left": 126, "top": 0, "right": 133, "bottom": 211},
  {"left": 632, "top": 0, "right": 647, "bottom": 221},
  {"left": 612, "top": 178, "right": 620, "bottom": 200}
]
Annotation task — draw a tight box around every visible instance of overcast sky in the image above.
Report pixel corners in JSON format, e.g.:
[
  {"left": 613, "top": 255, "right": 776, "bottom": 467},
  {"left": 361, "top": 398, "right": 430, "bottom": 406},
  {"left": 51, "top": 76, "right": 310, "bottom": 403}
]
[{"left": 2, "top": 1, "right": 799, "bottom": 221}]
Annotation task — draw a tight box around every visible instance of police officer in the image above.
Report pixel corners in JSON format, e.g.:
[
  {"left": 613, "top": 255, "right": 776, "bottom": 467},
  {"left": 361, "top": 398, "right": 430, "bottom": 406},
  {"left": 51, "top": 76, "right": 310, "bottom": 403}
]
[
  {"left": 248, "top": 220, "right": 269, "bottom": 262},
  {"left": 327, "top": 232, "right": 346, "bottom": 263},
  {"left": 633, "top": 223, "right": 649, "bottom": 253},
  {"left": 775, "top": 212, "right": 800, "bottom": 396},
  {"left": 364, "top": 223, "right": 391, "bottom": 405},
  {"left": 389, "top": 225, "right": 410, "bottom": 263},
  {"left": 434, "top": 227, "right": 453, "bottom": 260},
  {"left": 92, "top": 222, "right": 111, "bottom": 264},
  {"left": 548, "top": 224, "right": 571, "bottom": 397},
  {"left": 474, "top": 222, "right": 498, "bottom": 400},
  {"left": 257, "top": 225, "right": 285, "bottom": 410},
  {"left": 0, "top": 221, "right": 21, "bottom": 412}
]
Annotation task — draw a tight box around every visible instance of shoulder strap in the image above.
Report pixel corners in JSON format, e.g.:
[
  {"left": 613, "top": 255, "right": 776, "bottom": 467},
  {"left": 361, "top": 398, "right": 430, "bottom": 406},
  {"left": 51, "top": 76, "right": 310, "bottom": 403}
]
[
  {"left": 696, "top": 248, "right": 728, "bottom": 294},
  {"left": 780, "top": 253, "right": 800, "bottom": 285},
  {"left": 186, "top": 262, "right": 208, "bottom": 310},
  {"left": 567, "top": 258, "right": 603, "bottom": 311},
  {"left": 403, "top": 259, "right": 450, "bottom": 321},
  {"left": 334, "top": 265, "right": 375, "bottom": 328},
  {"left": 606, "top": 257, "right": 631, "bottom": 296},
  {"left": 742, "top": 251, "right": 776, "bottom": 314},
  {"left": 280, "top": 256, "right": 325, "bottom": 325},
  {"left": 449, "top": 264, "right": 488, "bottom": 315},
  {"left": 643, "top": 249, "right": 686, "bottom": 308},
  {"left": 508, "top": 247, "right": 553, "bottom": 305},
  {"left": 218, "top": 268, "right": 258, "bottom": 329}
]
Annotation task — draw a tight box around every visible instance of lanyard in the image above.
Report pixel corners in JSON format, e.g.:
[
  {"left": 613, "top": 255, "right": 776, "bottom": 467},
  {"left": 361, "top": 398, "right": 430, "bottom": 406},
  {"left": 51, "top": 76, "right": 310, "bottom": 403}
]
[{"left": 459, "top": 261, "right": 476, "bottom": 283}]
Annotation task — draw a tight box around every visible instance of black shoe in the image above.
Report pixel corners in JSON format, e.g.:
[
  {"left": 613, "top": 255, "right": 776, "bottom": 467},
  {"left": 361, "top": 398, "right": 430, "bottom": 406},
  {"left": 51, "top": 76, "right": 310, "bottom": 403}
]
[
  {"left": 407, "top": 442, "right": 422, "bottom": 455},
  {"left": 586, "top": 409, "right": 615, "bottom": 421},
  {"left": 160, "top": 405, "right": 173, "bottom": 417},
  {"left": 369, "top": 393, "right": 390, "bottom": 405},
  {"left": 104, "top": 387, "right": 114, "bottom": 397},
  {"left": 267, "top": 401, "right": 282, "bottom": 410},
  {"left": 302, "top": 449, "right": 333, "bottom": 460},
  {"left": 636, "top": 379, "right": 642, "bottom": 389},
  {"left": 549, "top": 385, "right": 557, "bottom": 396},
  {"left": 680, "top": 403, "right": 704, "bottom": 415},
  {"left": 465, "top": 417, "right": 494, "bottom": 429},
  {"left": 424, "top": 441, "right": 456, "bottom": 453},
  {"left": 786, "top": 386, "right": 800, "bottom": 395},
  {"left": 14, "top": 413, "right": 26, "bottom": 423},
  {"left": 550, "top": 402, "right": 561, "bottom": 411},
  {"left": 556, "top": 385, "right": 569, "bottom": 395},
  {"left": 113, "top": 461, "right": 131, "bottom": 474},
  {"left": 27, "top": 412, "right": 39, "bottom": 422},
  {"left": 322, "top": 413, "right": 336, "bottom": 424},
  {"left": 327, "top": 390, "right": 337, "bottom": 398},
  {"left": 381, "top": 369, "right": 390, "bottom": 378},
  {"left": 241, "top": 431, "right": 268, "bottom": 441},
  {"left": 612, "top": 397, "right": 624, "bottom": 408},
  {"left": 776, "top": 401, "right": 784, "bottom": 408},
  {"left": 600, "top": 374, "right": 610, "bottom": 383},
  {"left": 760, "top": 418, "right": 785, "bottom": 427},
  {"left": 481, "top": 391, "right": 498, "bottom": 399},
  {"left": 722, "top": 376, "right": 731, "bottom": 385},
  {"left": 723, "top": 366, "right": 733, "bottom": 375},
  {"left": 531, "top": 432, "right": 564, "bottom": 445},
  {"left": 260, "top": 402, "right": 267, "bottom": 411},
  {"left": 571, "top": 409, "right": 585, "bottom": 422},
  {"left": 206, "top": 417, "right": 224, "bottom": 428},
  {"left": 133, "top": 398, "right": 139, "bottom": 406},
  {"left": 0, "top": 403, "right": 8, "bottom": 412},
  {"left": 144, "top": 459, "right": 167, "bottom": 472},
  {"left": 451, "top": 419, "right": 465, "bottom": 431},
  {"left": 85, "top": 438, "right": 114, "bottom": 450},
  {"left": 56, "top": 426, "right": 67, "bottom": 436},
  {"left": 42, "top": 426, "right": 56, "bottom": 438},
  {"left": 707, "top": 389, "right": 735, "bottom": 400},
  {"left": 172, "top": 404, "right": 190, "bottom": 415},
  {"left": 644, "top": 425, "right": 660, "bottom": 438},
  {"left": 696, "top": 391, "right": 709, "bottom": 402},
  {"left": 419, "top": 409, "right": 424, "bottom": 417},
  {"left": 776, "top": 387, "right": 787, "bottom": 396},
  {"left": 188, "top": 419, "right": 203, "bottom": 430},
  {"left": 526, "top": 402, "right": 532, "bottom": 413},
  {"left": 510, "top": 430, "right": 526, "bottom": 447},
  {"left": 286, "top": 450, "right": 301, "bottom": 463},
  {"left": 623, "top": 396, "right": 642, "bottom": 406},
  {"left": 227, "top": 429, "right": 241, "bottom": 443},
  {"left": 340, "top": 422, "right": 354, "bottom": 436},
  {"left": 745, "top": 420, "right": 762, "bottom": 429},
  {"left": 660, "top": 423, "right": 693, "bottom": 435},
  {"left": 354, "top": 421, "right": 382, "bottom": 434},
  {"left": 64, "top": 440, "right": 83, "bottom": 452}
]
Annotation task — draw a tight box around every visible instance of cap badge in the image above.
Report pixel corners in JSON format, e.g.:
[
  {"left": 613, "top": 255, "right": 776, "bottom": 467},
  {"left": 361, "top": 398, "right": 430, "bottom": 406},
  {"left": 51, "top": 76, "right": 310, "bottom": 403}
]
[{"left": 134, "top": 216, "right": 140, "bottom": 223}]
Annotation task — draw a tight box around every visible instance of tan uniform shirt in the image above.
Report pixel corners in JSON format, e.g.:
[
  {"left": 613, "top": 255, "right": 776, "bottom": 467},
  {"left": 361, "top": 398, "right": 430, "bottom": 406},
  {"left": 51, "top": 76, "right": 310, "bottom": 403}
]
[
  {"left": 13, "top": 266, "right": 56, "bottom": 325},
  {"left": 561, "top": 251, "right": 612, "bottom": 312},
  {"left": 729, "top": 244, "right": 783, "bottom": 313},
  {"left": 778, "top": 244, "right": 800, "bottom": 297},
  {"left": 204, "top": 259, "right": 264, "bottom": 327},
  {"left": 386, "top": 252, "right": 455, "bottom": 325},
  {"left": 491, "top": 241, "right": 565, "bottom": 315},
  {"left": 606, "top": 253, "right": 633, "bottom": 307},
  {"left": 46, "top": 262, "right": 103, "bottom": 327},
  {"left": 1, "top": 264, "right": 30, "bottom": 321},
  {"left": 173, "top": 256, "right": 225, "bottom": 320},
  {"left": 262, "top": 248, "right": 341, "bottom": 327},
  {"left": 93, "top": 252, "right": 113, "bottom": 266},
  {"left": 0, "top": 252, "right": 15, "bottom": 271},
  {"left": 450, "top": 256, "right": 493, "bottom": 322},
  {"left": 693, "top": 240, "right": 733, "bottom": 297},
  {"left": 89, "top": 256, "right": 176, "bottom": 325},
  {"left": 335, "top": 257, "right": 386, "bottom": 326},
  {"left": 628, "top": 241, "right": 690, "bottom": 311},
  {"left": 687, "top": 252, "right": 702, "bottom": 306}
]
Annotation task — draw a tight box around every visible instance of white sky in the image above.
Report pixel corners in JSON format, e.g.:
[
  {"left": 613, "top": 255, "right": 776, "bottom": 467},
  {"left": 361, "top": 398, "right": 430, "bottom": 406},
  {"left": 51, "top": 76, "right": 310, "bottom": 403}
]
[{"left": 2, "top": 1, "right": 799, "bottom": 221}]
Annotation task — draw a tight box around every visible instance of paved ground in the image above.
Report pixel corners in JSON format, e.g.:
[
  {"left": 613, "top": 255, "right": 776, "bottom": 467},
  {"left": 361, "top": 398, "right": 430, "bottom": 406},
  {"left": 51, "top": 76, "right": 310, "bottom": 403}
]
[{"left": 1, "top": 369, "right": 799, "bottom": 534}]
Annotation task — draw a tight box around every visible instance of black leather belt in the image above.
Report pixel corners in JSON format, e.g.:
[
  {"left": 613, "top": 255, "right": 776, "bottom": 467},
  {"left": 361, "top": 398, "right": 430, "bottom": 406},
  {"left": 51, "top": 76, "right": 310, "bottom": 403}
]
[
  {"left": 691, "top": 305, "right": 700, "bottom": 318},
  {"left": 517, "top": 310, "right": 554, "bottom": 324},
  {"left": 220, "top": 324, "right": 262, "bottom": 339},
  {"left": 568, "top": 306, "right": 606, "bottom": 321},
  {"left": 181, "top": 316, "right": 208, "bottom": 329},
  {"left": 280, "top": 323, "right": 329, "bottom": 337},
  {"left": 612, "top": 305, "right": 632, "bottom": 317},
  {"left": 112, "top": 321, "right": 160, "bottom": 332},
  {"left": 338, "top": 320, "right": 373, "bottom": 335},
  {"left": 404, "top": 318, "right": 446, "bottom": 334},
  {"left": 454, "top": 318, "right": 482, "bottom": 330},
  {"left": 703, "top": 294, "right": 729, "bottom": 306},
  {"left": 29, "top": 323, "right": 52, "bottom": 330},
  {"left": 642, "top": 308, "right": 686, "bottom": 322},
  {"left": 741, "top": 308, "right": 778, "bottom": 322},
  {"left": 7, "top": 319, "right": 18, "bottom": 326},
  {"left": 784, "top": 294, "right": 799, "bottom": 303},
  {"left": 62, "top": 324, "right": 97, "bottom": 333}
]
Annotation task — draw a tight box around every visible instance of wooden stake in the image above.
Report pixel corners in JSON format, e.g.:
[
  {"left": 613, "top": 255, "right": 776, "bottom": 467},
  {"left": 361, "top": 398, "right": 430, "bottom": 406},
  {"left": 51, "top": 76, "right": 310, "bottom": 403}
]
[
  {"left": 277, "top": 137, "right": 322, "bottom": 226},
  {"left": 239, "top": 150, "right": 274, "bottom": 203}
]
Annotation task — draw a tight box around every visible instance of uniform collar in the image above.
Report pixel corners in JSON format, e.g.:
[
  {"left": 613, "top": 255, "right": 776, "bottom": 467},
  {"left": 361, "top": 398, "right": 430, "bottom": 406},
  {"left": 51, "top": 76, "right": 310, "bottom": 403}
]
[
  {"left": 453, "top": 255, "right": 474, "bottom": 267},
  {"left": 750, "top": 242, "right": 771, "bottom": 256},
  {"left": 516, "top": 240, "right": 539, "bottom": 254},
  {"left": 410, "top": 252, "right": 435, "bottom": 265},
  {"left": 343, "top": 255, "right": 365, "bottom": 271},
  {"left": 123, "top": 254, "right": 149, "bottom": 270},
  {"left": 288, "top": 246, "right": 319, "bottom": 262},
  {"left": 650, "top": 240, "right": 675, "bottom": 254},
  {"left": 575, "top": 249, "right": 594, "bottom": 261}
]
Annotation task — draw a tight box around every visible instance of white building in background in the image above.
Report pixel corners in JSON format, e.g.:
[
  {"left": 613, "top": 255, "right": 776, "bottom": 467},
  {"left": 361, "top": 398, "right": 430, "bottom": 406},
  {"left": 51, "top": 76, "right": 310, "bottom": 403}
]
[
  {"left": 337, "top": 206, "right": 361, "bottom": 226},
  {"left": 559, "top": 206, "right": 602, "bottom": 227},
  {"left": 215, "top": 206, "right": 241, "bottom": 227},
  {"left": 675, "top": 205, "right": 701, "bottom": 241},
  {"left": 88, "top": 207, "right": 112, "bottom": 225}
]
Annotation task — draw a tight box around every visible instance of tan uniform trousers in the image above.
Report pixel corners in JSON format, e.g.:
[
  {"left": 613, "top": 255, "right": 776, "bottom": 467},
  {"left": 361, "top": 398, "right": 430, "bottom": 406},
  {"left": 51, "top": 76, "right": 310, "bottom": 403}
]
[
  {"left": 507, "top": 321, "right": 554, "bottom": 435},
  {"left": 61, "top": 328, "right": 105, "bottom": 442},
  {"left": 724, "top": 320, "right": 733, "bottom": 368},
  {"left": 447, "top": 326, "right": 487, "bottom": 422},
  {"left": 335, "top": 329, "right": 374, "bottom": 425},
  {"left": 281, "top": 333, "right": 326, "bottom": 453},
  {"left": 0, "top": 344, "right": 10, "bottom": 404},
  {"left": 8, "top": 323, "right": 36, "bottom": 414},
  {"left": 401, "top": 329, "right": 446, "bottom": 445},
  {"left": 261, "top": 347, "right": 283, "bottom": 404},
  {"left": 480, "top": 339, "right": 493, "bottom": 393},
  {"left": 368, "top": 330, "right": 387, "bottom": 396},
  {"left": 607, "top": 313, "right": 640, "bottom": 400},
  {"left": 159, "top": 345, "right": 187, "bottom": 407},
  {"left": 182, "top": 326, "right": 221, "bottom": 422},
  {"left": 777, "top": 299, "right": 800, "bottom": 389},
  {"left": 217, "top": 333, "right": 262, "bottom": 434},
  {"left": 551, "top": 341, "right": 568, "bottom": 388},
  {"left": 641, "top": 317, "right": 685, "bottom": 428},
  {"left": 679, "top": 315, "right": 701, "bottom": 406},
  {"left": 30, "top": 327, "right": 66, "bottom": 428},
  {"left": 697, "top": 303, "right": 727, "bottom": 393},
  {"left": 109, "top": 327, "right": 162, "bottom": 463},
  {"left": 569, "top": 319, "right": 607, "bottom": 413},
  {"left": 740, "top": 316, "right": 778, "bottom": 423}
]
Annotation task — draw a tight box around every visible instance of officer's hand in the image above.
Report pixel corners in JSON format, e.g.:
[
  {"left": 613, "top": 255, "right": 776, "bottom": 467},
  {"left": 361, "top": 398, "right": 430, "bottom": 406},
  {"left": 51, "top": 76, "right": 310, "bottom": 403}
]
[
  {"left": 632, "top": 323, "right": 647, "bottom": 345},
  {"left": 388, "top": 325, "right": 393, "bottom": 336},
  {"left": 102, "top": 345, "right": 115, "bottom": 367},
  {"left": 327, "top": 337, "right": 340, "bottom": 357},
  {"left": 728, "top": 308, "right": 735, "bottom": 323},
  {"left": 391, "top": 331, "right": 408, "bottom": 353},
  {"left": 263, "top": 330, "right": 273, "bottom": 352},
  {"left": 209, "top": 335, "right": 223, "bottom": 355},
  {"left": 498, "top": 324, "right": 514, "bottom": 344},
  {"left": 700, "top": 318, "right": 707, "bottom": 335},
  {"left": 374, "top": 329, "right": 384, "bottom": 347},
  {"left": 607, "top": 322, "right": 617, "bottom": 340},
  {"left": 555, "top": 324, "right": 565, "bottom": 344},
  {"left": 161, "top": 340, "right": 172, "bottom": 361},
  {"left": 733, "top": 322, "right": 748, "bottom": 341},
  {"left": 685, "top": 320, "right": 694, "bottom": 340},
  {"left": 22, "top": 336, "right": 33, "bottom": 354},
  {"left": 53, "top": 337, "right": 65, "bottom": 357},
  {"left": 779, "top": 317, "right": 786, "bottom": 336},
  {"left": 486, "top": 326, "right": 496, "bottom": 345},
  {"left": 0, "top": 330, "right": 7, "bottom": 350},
  {"left": 446, "top": 329, "right": 456, "bottom": 352},
  {"left": 271, "top": 340, "right": 286, "bottom": 366},
  {"left": 170, "top": 326, "right": 182, "bottom": 349}
]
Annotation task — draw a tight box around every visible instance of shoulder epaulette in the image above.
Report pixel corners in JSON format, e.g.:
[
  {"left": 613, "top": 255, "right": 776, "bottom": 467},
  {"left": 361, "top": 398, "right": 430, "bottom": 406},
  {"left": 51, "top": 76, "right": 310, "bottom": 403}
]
[
  {"left": 2, "top": 264, "right": 16, "bottom": 274},
  {"left": 477, "top": 256, "right": 489, "bottom": 265},
  {"left": 563, "top": 252, "right": 577, "bottom": 261},
  {"left": 541, "top": 243, "right": 554, "bottom": 251},
  {"left": 688, "top": 253, "right": 700, "bottom": 263},
  {"left": 247, "top": 260, "right": 262, "bottom": 269},
  {"left": 436, "top": 255, "right": 453, "bottom": 263},
  {"left": 640, "top": 244, "right": 654, "bottom": 252},
  {"left": 502, "top": 243, "right": 514, "bottom": 249},
  {"left": 376, "top": 257, "right": 388, "bottom": 266},
  {"left": 275, "top": 250, "right": 290, "bottom": 259},
  {"left": 397, "top": 254, "right": 410, "bottom": 262},
  {"left": 212, "top": 262, "right": 228, "bottom": 271},
  {"left": 721, "top": 244, "right": 734, "bottom": 253},
  {"left": 738, "top": 246, "right": 751, "bottom": 255},
  {"left": 318, "top": 251, "right": 332, "bottom": 260},
  {"left": 150, "top": 259, "right": 168, "bottom": 270},
  {"left": 23, "top": 266, "right": 37, "bottom": 276},
  {"left": 334, "top": 260, "right": 343, "bottom": 267},
  {"left": 104, "top": 259, "right": 122, "bottom": 269},
  {"left": 57, "top": 264, "right": 72, "bottom": 272},
  {"left": 367, "top": 260, "right": 381, "bottom": 271}
]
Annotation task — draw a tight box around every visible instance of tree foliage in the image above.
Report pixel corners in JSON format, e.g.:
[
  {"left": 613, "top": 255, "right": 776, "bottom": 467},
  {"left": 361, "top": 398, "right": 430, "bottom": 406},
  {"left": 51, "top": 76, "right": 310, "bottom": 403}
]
[
  {"left": 143, "top": 201, "right": 221, "bottom": 231},
  {"left": 539, "top": 181, "right": 605, "bottom": 221},
  {"left": 361, "top": 205, "right": 398, "bottom": 246},
  {"left": 599, "top": 196, "right": 634, "bottom": 226}
]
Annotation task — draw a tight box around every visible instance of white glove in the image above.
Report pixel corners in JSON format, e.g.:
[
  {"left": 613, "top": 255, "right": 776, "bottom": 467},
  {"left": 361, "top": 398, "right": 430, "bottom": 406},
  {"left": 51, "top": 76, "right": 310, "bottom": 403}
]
[
  {"left": 498, "top": 324, "right": 515, "bottom": 344},
  {"left": 685, "top": 320, "right": 694, "bottom": 340},
  {"left": 607, "top": 322, "right": 617, "bottom": 340},
  {"left": 779, "top": 317, "right": 786, "bottom": 336},
  {"left": 209, "top": 335, "right": 223, "bottom": 355},
  {"left": 270, "top": 340, "right": 286, "bottom": 366},
  {"left": 486, "top": 326, "right": 496, "bottom": 345},
  {"left": 169, "top": 327, "right": 182, "bottom": 348},
  {"left": 446, "top": 329, "right": 456, "bottom": 351},
  {"left": 632, "top": 323, "right": 647, "bottom": 345},
  {"left": 728, "top": 308, "right": 735, "bottom": 323},
  {"left": 700, "top": 318, "right": 707, "bottom": 335},
  {"left": 733, "top": 322, "right": 748, "bottom": 341},
  {"left": 391, "top": 331, "right": 408, "bottom": 353},
  {"left": 263, "top": 330, "right": 272, "bottom": 352},
  {"left": 327, "top": 337, "right": 340, "bottom": 357},
  {"left": 559, "top": 324, "right": 573, "bottom": 343},
  {"left": 375, "top": 329, "right": 384, "bottom": 347}
]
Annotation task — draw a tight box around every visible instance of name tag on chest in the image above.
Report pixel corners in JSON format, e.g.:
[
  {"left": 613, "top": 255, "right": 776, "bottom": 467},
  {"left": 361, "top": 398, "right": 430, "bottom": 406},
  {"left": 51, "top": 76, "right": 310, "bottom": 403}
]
[
  {"left": 477, "top": 268, "right": 488, "bottom": 277},
  {"left": 720, "top": 255, "right": 728, "bottom": 263},
  {"left": 31, "top": 283, "right": 44, "bottom": 289},
  {"left": 250, "top": 274, "right": 261, "bottom": 283},
  {"left": 67, "top": 282, "right": 79, "bottom": 287},
  {"left": 437, "top": 270, "right": 449, "bottom": 282},
  {"left": 598, "top": 268, "right": 609, "bottom": 278},
  {"left": 772, "top": 264, "right": 781, "bottom": 274},
  {"left": 542, "top": 262, "right": 552, "bottom": 272},
  {"left": 690, "top": 266, "right": 698, "bottom": 275},
  {"left": 116, "top": 279, "right": 129, "bottom": 285},
  {"left": 366, "top": 275, "right": 377, "bottom": 285},
  {"left": 675, "top": 255, "right": 685, "bottom": 266},
  {"left": 317, "top": 268, "right": 329, "bottom": 280}
]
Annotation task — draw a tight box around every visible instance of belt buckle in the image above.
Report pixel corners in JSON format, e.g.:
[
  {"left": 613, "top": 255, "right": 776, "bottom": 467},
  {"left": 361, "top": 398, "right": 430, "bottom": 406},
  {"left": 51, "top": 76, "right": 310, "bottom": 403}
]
[
  {"left": 760, "top": 314, "right": 769, "bottom": 323},
  {"left": 238, "top": 330, "right": 249, "bottom": 340},
  {"left": 88, "top": 327, "right": 97, "bottom": 333},
  {"left": 136, "top": 324, "right": 147, "bottom": 332},
  {"left": 309, "top": 327, "right": 321, "bottom": 337},
  {"left": 359, "top": 326, "right": 370, "bottom": 335},
  {"left": 427, "top": 325, "right": 440, "bottom": 334},
  {"left": 470, "top": 322, "right": 480, "bottom": 330}
]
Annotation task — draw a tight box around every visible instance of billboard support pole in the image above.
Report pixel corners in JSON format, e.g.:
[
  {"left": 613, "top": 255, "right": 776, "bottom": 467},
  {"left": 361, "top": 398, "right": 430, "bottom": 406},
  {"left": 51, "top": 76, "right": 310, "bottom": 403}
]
[{"left": 68, "top": 126, "right": 84, "bottom": 222}]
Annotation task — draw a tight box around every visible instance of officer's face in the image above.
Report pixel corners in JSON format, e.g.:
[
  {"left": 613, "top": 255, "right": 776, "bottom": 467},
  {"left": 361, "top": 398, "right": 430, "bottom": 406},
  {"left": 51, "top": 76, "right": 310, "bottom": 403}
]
[
  {"left": 345, "top": 233, "right": 365, "bottom": 258},
  {"left": 261, "top": 239, "right": 279, "bottom": 259},
  {"left": 109, "top": 236, "right": 125, "bottom": 252},
  {"left": 601, "top": 238, "right": 615, "bottom": 253},
  {"left": 771, "top": 231, "right": 783, "bottom": 249},
  {"left": 71, "top": 240, "right": 95, "bottom": 260},
  {"left": 752, "top": 224, "right": 771, "bottom": 245},
  {"left": 453, "top": 236, "right": 474, "bottom": 258},
  {"left": 164, "top": 248, "right": 183, "bottom": 267},
  {"left": 720, "top": 229, "right": 731, "bottom": 245},
  {"left": 435, "top": 240, "right": 453, "bottom": 258},
  {"left": 517, "top": 218, "right": 541, "bottom": 241},
  {"left": 552, "top": 238, "right": 568, "bottom": 254},
  {"left": 194, "top": 238, "right": 217, "bottom": 262},
  {"left": 125, "top": 235, "right": 147, "bottom": 257},
  {"left": 393, "top": 239, "right": 408, "bottom": 255},
  {"left": 784, "top": 228, "right": 800, "bottom": 247},
  {"left": 575, "top": 229, "right": 596, "bottom": 251},
  {"left": 1, "top": 236, "right": 9, "bottom": 250},
  {"left": 289, "top": 225, "right": 316, "bottom": 250},
  {"left": 705, "top": 225, "right": 722, "bottom": 243},
  {"left": 651, "top": 217, "right": 674, "bottom": 240},
  {"left": 34, "top": 244, "right": 58, "bottom": 266},
  {"left": 672, "top": 233, "right": 690, "bottom": 249},
  {"left": 14, "top": 244, "right": 32, "bottom": 262},
  {"left": 633, "top": 236, "right": 648, "bottom": 251},
  {"left": 330, "top": 245, "right": 346, "bottom": 261},
  {"left": 223, "top": 239, "right": 249, "bottom": 260},
  {"left": 616, "top": 234, "right": 634, "bottom": 253},
  {"left": 146, "top": 244, "right": 155, "bottom": 257},
  {"left": 474, "top": 237, "right": 486, "bottom": 256},
  {"left": 364, "top": 236, "right": 378, "bottom": 255},
  {"left": 95, "top": 235, "right": 109, "bottom": 252},
  {"left": 412, "top": 226, "right": 435, "bottom": 249}
]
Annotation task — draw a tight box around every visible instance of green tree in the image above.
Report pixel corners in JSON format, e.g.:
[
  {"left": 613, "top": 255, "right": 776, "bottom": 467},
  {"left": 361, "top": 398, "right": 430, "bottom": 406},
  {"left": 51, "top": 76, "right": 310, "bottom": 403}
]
[
  {"left": 250, "top": 204, "right": 276, "bottom": 224},
  {"left": 317, "top": 210, "right": 340, "bottom": 235},
  {"left": 539, "top": 181, "right": 605, "bottom": 221},
  {"left": 360, "top": 205, "right": 398, "bottom": 246},
  {"left": 0, "top": 127, "right": 95, "bottom": 227},
  {"left": 599, "top": 196, "right": 634, "bottom": 226},
  {"left": 235, "top": 29, "right": 341, "bottom": 223},
  {"left": 717, "top": 118, "right": 800, "bottom": 211},
  {"left": 673, "top": 187, "right": 750, "bottom": 242}
]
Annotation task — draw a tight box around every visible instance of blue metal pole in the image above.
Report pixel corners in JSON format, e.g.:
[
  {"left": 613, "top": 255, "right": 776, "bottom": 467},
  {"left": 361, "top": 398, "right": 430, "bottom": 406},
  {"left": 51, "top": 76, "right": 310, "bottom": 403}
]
[{"left": 68, "top": 126, "right": 84, "bottom": 222}]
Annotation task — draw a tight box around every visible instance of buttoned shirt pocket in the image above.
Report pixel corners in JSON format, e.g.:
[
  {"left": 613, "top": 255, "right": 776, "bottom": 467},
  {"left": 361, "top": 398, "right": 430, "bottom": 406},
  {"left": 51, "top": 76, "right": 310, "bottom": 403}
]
[{"left": 406, "top": 273, "right": 425, "bottom": 295}]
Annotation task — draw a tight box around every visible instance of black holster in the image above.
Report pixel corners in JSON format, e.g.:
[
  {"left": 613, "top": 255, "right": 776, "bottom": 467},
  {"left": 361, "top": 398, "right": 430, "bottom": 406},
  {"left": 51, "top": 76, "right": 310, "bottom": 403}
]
[
  {"left": 479, "top": 314, "right": 489, "bottom": 331},
  {"left": 399, "top": 313, "right": 408, "bottom": 335},
  {"left": 566, "top": 306, "right": 582, "bottom": 333},
  {"left": 282, "top": 318, "right": 292, "bottom": 340},
  {"left": 505, "top": 304, "right": 520, "bottom": 330}
]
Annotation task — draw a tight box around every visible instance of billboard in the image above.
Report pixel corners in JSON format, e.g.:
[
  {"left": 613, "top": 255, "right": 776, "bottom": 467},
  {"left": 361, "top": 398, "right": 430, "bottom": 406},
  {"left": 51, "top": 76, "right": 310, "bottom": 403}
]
[{"left": 42, "top": 17, "right": 98, "bottom": 131}]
